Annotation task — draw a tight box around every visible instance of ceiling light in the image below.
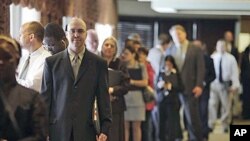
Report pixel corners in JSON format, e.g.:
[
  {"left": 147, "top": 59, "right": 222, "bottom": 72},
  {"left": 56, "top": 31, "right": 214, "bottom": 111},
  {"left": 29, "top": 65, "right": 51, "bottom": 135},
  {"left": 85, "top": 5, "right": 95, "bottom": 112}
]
[
  {"left": 138, "top": 0, "right": 151, "bottom": 2},
  {"left": 151, "top": 0, "right": 250, "bottom": 13}
]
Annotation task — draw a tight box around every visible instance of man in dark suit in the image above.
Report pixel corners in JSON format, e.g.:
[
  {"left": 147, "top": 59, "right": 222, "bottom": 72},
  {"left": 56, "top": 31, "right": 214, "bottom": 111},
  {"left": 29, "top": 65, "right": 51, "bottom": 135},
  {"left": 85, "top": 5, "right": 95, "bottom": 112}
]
[
  {"left": 193, "top": 40, "right": 216, "bottom": 141},
  {"left": 0, "top": 35, "right": 47, "bottom": 141},
  {"left": 224, "top": 31, "right": 239, "bottom": 62},
  {"left": 168, "top": 25, "right": 205, "bottom": 141},
  {"left": 240, "top": 45, "right": 250, "bottom": 119},
  {"left": 41, "top": 18, "right": 112, "bottom": 141}
]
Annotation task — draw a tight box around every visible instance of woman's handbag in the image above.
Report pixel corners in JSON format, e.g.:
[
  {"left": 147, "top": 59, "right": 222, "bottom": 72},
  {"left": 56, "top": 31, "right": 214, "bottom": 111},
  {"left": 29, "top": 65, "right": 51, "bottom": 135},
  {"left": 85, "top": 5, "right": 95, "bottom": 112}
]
[{"left": 142, "top": 86, "right": 156, "bottom": 103}]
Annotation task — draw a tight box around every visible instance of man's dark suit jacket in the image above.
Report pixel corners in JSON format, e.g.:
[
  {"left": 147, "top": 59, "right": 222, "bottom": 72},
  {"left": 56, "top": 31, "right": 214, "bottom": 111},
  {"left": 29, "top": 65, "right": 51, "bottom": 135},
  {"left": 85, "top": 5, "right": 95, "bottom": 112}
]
[
  {"left": 230, "top": 46, "right": 239, "bottom": 62},
  {"left": 41, "top": 49, "right": 112, "bottom": 141},
  {"left": 0, "top": 84, "right": 47, "bottom": 141},
  {"left": 204, "top": 54, "right": 216, "bottom": 89},
  {"left": 181, "top": 43, "right": 205, "bottom": 95}
]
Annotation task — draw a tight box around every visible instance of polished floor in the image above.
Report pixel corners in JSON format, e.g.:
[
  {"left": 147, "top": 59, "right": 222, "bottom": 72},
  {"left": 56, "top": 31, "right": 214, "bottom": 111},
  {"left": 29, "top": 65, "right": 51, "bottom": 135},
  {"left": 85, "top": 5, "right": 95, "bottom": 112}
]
[{"left": 181, "top": 119, "right": 250, "bottom": 141}]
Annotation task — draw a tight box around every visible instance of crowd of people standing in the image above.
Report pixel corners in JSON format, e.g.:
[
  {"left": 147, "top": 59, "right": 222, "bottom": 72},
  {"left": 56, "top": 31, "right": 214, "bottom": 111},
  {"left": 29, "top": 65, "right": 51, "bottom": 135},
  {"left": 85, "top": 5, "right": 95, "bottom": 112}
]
[{"left": 0, "top": 17, "right": 249, "bottom": 141}]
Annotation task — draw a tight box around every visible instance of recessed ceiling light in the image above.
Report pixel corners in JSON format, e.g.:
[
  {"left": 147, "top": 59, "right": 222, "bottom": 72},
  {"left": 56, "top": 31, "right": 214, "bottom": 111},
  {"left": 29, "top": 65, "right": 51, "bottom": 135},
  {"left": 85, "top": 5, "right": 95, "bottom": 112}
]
[{"left": 138, "top": 0, "right": 151, "bottom": 2}]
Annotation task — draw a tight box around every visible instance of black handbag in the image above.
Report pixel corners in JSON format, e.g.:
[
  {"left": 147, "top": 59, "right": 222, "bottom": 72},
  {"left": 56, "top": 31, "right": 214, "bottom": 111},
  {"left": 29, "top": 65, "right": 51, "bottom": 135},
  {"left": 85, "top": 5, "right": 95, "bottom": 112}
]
[{"left": 142, "top": 86, "right": 156, "bottom": 103}]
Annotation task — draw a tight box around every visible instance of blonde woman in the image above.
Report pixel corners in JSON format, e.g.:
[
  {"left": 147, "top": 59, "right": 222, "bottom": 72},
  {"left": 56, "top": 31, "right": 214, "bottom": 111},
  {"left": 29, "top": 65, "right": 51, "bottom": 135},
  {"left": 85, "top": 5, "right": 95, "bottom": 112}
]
[{"left": 101, "top": 36, "right": 130, "bottom": 141}]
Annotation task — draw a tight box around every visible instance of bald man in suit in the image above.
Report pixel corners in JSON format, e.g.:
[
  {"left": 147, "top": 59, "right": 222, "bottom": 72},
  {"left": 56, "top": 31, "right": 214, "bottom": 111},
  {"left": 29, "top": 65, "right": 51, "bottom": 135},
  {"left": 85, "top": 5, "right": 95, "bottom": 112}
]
[{"left": 41, "top": 18, "right": 112, "bottom": 141}]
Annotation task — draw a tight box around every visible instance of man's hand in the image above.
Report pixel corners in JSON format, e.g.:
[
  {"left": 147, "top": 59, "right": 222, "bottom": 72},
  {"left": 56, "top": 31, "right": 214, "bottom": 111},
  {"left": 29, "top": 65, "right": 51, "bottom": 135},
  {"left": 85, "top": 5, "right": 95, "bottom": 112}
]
[
  {"left": 96, "top": 133, "right": 107, "bottom": 141},
  {"left": 228, "top": 87, "right": 237, "bottom": 94},
  {"left": 109, "top": 87, "right": 114, "bottom": 94},
  {"left": 164, "top": 82, "right": 172, "bottom": 90},
  {"left": 192, "top": 86, "right": 203, "bottom": 98}
]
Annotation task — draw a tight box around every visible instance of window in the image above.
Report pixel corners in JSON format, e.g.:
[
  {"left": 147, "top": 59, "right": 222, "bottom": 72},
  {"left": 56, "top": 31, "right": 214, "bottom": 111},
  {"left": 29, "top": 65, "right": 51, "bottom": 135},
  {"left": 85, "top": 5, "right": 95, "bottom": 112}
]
[
  {"left": 117, "top": 21, "right": 154, "bottom": 53},
  {"left": 10, "top": 4, "right": 41, "bottom": 39}
]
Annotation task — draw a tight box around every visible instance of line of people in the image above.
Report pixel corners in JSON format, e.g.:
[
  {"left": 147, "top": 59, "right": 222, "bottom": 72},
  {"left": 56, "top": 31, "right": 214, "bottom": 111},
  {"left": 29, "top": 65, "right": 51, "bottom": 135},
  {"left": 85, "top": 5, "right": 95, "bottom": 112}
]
[{"left": 0, "top": 17, "right": 248, "bottom": 141}]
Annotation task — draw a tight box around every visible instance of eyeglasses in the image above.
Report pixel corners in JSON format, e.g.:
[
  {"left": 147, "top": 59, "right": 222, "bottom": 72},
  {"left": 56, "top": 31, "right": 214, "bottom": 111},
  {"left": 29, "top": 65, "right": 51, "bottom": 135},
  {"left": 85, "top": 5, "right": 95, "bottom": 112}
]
[
  {"left": 19, "top": 32, "right": 32, "bottom": 39},
  {"left": 68, "top": 29, "right": 85, "bottom": 34}
]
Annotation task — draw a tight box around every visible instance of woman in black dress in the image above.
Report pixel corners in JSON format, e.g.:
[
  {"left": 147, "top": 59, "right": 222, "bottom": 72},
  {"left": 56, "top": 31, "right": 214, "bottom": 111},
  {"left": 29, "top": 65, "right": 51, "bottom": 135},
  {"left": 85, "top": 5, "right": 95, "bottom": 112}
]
[
  {"left": 101, "top": 36, "right": 130, "bottom": 141},
  {"left": 157, "top": 55, "right": 183, "bottom": 141}
]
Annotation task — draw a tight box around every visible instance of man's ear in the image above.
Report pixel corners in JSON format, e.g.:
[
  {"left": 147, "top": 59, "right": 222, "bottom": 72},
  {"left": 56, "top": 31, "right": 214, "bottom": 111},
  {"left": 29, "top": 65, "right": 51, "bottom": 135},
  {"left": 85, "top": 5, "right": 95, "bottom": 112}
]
[
  {"left": 61, "top": 40, "right": 66, "bottom": 49},
  {"left": 29, "top": 33, "right": 35, "bottom": 41}
]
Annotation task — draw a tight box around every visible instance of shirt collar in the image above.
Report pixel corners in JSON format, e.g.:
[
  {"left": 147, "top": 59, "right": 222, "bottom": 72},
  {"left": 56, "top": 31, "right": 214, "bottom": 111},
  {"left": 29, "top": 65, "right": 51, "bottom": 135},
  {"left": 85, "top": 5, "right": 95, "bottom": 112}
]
[
  {"left": 181, "top": 40, "right": 189, "bottom": 49},
  {"left": 29, "top": 46, "right": 44, "bottom": 57},
  {"left": 68, "top": 47, "right": 85, "bottom": 61}
]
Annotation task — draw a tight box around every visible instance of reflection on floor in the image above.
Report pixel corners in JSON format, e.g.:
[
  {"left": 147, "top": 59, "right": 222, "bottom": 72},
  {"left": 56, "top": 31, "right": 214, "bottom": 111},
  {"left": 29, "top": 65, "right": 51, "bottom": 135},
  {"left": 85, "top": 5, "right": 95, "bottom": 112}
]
[{"left": 182, "top": 119, "right": 250, "bottom": 141}]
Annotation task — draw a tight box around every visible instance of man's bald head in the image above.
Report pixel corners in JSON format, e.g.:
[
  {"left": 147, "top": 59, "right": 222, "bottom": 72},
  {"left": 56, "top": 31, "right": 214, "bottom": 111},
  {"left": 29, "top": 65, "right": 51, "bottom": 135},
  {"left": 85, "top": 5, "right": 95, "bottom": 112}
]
[
  {"left": 86, "top": 29, "right": 99, "bottom": 53},
  {"left": 67, "top": 17, "right": 87, "bottom": 54}
]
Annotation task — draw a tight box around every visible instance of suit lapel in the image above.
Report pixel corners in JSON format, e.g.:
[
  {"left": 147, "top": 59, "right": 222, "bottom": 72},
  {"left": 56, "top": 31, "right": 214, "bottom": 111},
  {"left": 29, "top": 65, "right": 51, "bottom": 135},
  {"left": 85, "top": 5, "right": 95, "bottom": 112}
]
[
  {"left": 182, "top": 43, "right": 192, "bottom": 72},
  {"left": 74, "top": 50, "right": 92, "bottom": 85},
  {"left": 62, "top": 50, "right": 75, "bottom": 80}
]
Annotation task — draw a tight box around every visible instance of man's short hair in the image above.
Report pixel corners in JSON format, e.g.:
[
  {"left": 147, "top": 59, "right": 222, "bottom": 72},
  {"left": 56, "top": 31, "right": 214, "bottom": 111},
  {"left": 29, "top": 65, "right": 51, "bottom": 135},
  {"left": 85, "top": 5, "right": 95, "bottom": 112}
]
[
  {"left": 158, "top": 33, "right": 171, "bottom": 46},
  {"left": 44, "top": 23, "right": 66, "bottom": 41},
  {"left": 24, "top": 21, "right": 44, "bottom": 42},
  {"left": 169, "top": 24, "right": 186, "bottom": 34}
]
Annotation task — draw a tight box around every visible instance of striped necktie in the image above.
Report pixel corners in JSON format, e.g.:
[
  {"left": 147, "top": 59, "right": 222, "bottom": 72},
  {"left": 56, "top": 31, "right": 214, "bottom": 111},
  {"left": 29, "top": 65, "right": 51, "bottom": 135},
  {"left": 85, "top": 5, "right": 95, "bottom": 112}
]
[
  {"left": 19, "top": 56, "right": 30, "bottom": 79},
  {"left": 72, "top": 55, "right": 80, "bottom": 78}
]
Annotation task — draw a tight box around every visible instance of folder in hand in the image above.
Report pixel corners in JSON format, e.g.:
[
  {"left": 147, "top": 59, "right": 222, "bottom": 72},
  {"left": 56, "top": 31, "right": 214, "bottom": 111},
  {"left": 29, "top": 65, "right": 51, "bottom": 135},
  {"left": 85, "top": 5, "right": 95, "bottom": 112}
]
[
  {"left": 108, "top": 68, "right": 122, "bottom": 87},
  {"left": 93, "top": 98, "right": 100, "bottom": 135}
]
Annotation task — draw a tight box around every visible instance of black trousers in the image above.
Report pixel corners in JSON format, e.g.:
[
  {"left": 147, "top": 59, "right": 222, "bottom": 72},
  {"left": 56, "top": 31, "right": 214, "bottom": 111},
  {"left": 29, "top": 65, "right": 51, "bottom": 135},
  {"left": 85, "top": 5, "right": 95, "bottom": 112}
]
[
  {"left": 242, "top": 82, "right": 250, "bottom": 119},
  {"left": 199, "top": 87, "right": 210, "bottom": 139},
  {"left": 159, "top": 95, "right": 182, "bottom": 141}
]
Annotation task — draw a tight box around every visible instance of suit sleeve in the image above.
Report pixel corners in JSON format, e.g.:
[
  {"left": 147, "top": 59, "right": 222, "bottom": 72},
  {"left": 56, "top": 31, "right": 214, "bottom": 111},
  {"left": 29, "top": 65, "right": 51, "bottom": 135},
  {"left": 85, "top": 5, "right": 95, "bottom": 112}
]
[
  {"left": 40, "top": 58, "right": 52, "bottom": 134},
  {"left": 196, "top": 48, "right": 205, "bottom": 88},
  {"left": 19, "top": 93, "right": 48, "bottom": 141},
  {"left": 112, "top": 62, "right": 129, "bottom": 97},
  {"left": 96, "top": 60, "right": 112, "bottom": 136},
  {"left": 205, "top": 58, "right": 216, "bottom": 85}
]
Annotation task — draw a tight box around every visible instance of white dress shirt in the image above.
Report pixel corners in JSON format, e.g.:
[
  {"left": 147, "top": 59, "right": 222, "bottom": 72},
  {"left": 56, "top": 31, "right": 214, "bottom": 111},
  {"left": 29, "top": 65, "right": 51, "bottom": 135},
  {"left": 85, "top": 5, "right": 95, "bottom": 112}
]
[
  {"left": 147, "top": 45, "right": 165, "bottom": 84},
  {"left": 173, "top": 40, "right": 189, "bottom": 71},
  {"left": 17, "top": 47, "right": 51, "bottom": 92},
  {"left": 211, "top": 51, "right": 240, "bottom": 90}
]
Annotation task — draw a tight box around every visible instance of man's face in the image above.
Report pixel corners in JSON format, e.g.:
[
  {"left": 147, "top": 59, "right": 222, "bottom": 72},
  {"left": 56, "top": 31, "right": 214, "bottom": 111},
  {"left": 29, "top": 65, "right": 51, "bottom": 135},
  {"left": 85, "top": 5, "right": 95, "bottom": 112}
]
[
  {"left": 86, "top": 33, "right": 98, "bottom": 53},
  {"left": 67, "top": 21, "right": 87, "bottom": 52},
  {"left": 19, "top": 26, "right": 31, "bottom": 49},
  {"left": 133, "top": 43, "right": 141, "bottom": 52},
  {"left": 170, "top": 29, "right": 186, "bottom": 46},
  {"left": 43, "top": 36, "right": 65, "bottom": 54},
  {"left": 224, "top": 31, "right": 233, "bottom": 42},
  {"left": 216, "top": 40, "right": 226, "bottom": 53}
]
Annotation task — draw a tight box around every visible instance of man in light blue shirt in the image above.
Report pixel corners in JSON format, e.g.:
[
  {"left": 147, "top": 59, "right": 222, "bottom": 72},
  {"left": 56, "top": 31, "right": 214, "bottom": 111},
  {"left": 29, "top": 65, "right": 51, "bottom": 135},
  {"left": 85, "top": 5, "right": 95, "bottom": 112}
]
[{"left": 208, "top": 39, "right": 240, "bottom": 133}]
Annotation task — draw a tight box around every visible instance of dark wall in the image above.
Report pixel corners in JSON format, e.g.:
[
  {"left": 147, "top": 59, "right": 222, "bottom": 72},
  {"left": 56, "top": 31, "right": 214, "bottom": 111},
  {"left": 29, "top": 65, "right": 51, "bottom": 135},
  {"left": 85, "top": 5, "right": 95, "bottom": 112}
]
[
  {"left": 158, "top": 19, "right": 236, "bottom": 54},
  {"left": 119, "top": 16, "right": 237, "bottom": 54},
  {"left": 196, "top": 19, "right": 236, "bottom": 54}
]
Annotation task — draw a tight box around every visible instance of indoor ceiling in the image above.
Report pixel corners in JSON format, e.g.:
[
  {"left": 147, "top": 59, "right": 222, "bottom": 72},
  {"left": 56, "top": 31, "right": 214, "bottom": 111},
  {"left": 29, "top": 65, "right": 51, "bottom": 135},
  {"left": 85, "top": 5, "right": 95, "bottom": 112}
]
[{"left": 118, "top": 0, "right": 250, "bottom": 19}]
